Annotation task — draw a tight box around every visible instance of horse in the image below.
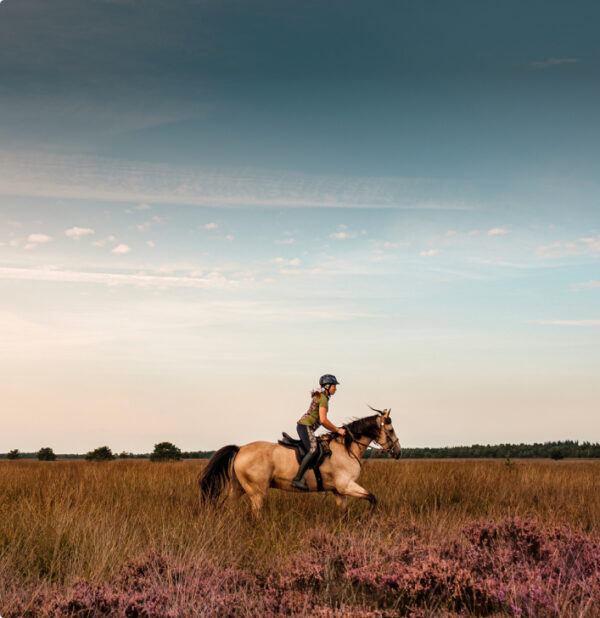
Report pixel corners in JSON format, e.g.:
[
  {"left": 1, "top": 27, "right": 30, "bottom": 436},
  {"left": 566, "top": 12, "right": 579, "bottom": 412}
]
[{"left": 198, "top": 407, "right": 401, "bottom": 517}]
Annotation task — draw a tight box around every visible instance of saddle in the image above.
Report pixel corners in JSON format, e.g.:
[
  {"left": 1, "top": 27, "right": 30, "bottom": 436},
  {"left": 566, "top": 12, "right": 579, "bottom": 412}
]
[{"left": 278, "top": 432, "right": 332, "bottom": 492}]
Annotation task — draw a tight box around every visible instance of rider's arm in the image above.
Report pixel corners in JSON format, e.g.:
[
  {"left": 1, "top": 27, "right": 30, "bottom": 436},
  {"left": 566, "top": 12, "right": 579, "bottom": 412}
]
[{"left": 319, "top": 407, "right": 346, "bottom": 435}]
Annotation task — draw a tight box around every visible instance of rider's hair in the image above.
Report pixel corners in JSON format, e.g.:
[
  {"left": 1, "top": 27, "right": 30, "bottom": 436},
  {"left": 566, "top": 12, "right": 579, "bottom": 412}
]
[{"left": 311, "top": 389, "right": 322, "bottom": 398}]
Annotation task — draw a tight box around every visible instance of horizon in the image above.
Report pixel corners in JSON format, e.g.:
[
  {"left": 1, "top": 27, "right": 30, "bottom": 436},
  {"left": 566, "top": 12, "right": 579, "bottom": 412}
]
[{"left": 1, "top": 0, "right": 599, "bottom": 452}]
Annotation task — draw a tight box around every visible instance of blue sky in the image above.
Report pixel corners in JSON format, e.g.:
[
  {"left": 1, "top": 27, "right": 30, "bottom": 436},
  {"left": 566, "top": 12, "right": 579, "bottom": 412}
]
[{"left": 1, "top": 0, "right": 599, "bottom": 452}]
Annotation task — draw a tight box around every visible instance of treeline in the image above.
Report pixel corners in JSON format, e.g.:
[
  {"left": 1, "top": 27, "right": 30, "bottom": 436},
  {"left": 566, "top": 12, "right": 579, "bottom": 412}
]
[
  {"left": 364, "top": 440, "right": 600, "bottom": 459},
  {"left": 0, "top": 443, "right": 217, "bottom": 461},
  {"left": 3, "top": 440, "right": 600, "bottom": 461},
  {"left": 0, "top": 448, "right": 217, "bottom": 461}
]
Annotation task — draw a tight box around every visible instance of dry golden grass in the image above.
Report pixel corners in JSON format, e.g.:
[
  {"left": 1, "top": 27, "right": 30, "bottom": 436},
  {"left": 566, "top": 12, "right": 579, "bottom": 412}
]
[{"left": 1, "top": 457, "right": 598, "bottom": 590}]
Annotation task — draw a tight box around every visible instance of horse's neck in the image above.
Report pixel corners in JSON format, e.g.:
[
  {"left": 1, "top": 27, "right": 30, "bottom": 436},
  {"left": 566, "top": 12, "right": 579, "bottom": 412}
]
[{"left": 349, "top": 434, "right": 371, "bottom": 459}]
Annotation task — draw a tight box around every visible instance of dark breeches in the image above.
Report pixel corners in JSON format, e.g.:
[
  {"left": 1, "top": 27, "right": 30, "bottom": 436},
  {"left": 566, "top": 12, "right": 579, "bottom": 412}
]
[{"left": 297, "top": 423, "right": 318, "bottom": 456}]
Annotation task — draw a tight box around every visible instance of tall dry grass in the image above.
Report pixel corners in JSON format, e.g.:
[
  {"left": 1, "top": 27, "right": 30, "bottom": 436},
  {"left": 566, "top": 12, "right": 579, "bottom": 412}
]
[{"left": 1, "top": 459, "right": 599, "bottom": 616}]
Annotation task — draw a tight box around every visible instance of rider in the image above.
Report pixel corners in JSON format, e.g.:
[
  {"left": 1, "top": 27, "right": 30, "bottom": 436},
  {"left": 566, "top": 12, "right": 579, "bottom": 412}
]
[{"left": 291, "top": 374, "right": 347, "bottom": 491}]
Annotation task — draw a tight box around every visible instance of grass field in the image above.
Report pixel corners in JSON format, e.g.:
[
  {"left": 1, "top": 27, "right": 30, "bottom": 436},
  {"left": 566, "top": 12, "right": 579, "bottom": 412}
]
[{"left": 1, "top": 458, "right": 599, "bottom": 616}]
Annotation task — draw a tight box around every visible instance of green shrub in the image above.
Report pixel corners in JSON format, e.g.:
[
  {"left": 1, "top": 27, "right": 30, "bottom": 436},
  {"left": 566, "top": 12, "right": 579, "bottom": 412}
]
[
  {"left": 150, "top": 442, "right": 182, "bottom": 462},
  {"left": 37, "top": 447, "right": 56, "bottom": 461},
  {"left": 85, "top": 446, "right": 115, "bottom": 461}
]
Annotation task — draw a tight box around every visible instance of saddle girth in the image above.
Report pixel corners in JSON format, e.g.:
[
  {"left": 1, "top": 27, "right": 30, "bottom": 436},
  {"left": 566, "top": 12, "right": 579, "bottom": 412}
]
[{"left": 278, "top": 432, "right": 332, "bottom": 492}]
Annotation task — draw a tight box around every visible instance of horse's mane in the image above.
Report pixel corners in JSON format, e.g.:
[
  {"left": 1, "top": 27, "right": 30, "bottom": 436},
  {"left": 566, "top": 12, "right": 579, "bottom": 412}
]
[{"left": 323, "top": 413, "right": 380, "bottom": 454}]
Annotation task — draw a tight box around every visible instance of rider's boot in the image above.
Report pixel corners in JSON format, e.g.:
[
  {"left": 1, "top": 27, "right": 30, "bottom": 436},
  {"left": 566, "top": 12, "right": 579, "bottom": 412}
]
[{"left": 291, "top": 451, "right": 314, "bottom": 491}]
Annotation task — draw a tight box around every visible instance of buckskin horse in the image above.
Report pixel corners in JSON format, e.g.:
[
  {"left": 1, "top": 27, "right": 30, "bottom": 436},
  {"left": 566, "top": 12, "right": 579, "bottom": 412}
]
[{"left": 199, "top": 407, "right": 401, "bottom": 517}]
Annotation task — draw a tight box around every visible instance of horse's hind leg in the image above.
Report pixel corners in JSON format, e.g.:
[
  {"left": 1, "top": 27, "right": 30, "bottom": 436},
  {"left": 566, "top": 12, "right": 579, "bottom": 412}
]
[
  {"left": 246, "top": 488, "right": 266, "bottom": 518},
  {"left": 226, "top": 477, "right": 244, "bottom": 508}
]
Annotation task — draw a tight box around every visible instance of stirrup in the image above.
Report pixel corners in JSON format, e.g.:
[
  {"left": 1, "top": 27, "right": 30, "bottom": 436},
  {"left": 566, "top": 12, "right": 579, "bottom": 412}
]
[{"left": 291, "top": 478, "right": 308, "bottom": 491}]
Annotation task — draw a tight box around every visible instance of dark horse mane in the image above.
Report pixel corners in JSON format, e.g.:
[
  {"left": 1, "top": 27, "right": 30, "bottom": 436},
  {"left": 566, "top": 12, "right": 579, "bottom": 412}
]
[{"left": 324, "top": 413, "right": 381, "bottom": 454}]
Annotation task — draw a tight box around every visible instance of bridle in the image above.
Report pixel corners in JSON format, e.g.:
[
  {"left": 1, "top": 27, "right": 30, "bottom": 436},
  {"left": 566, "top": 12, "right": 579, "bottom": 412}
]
[{"left": 341, "top": 417, "right": 400, "bottom": 465}]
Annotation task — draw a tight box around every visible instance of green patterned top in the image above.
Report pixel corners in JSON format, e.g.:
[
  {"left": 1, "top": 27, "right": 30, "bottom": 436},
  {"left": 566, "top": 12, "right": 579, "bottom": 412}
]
[{"left": 298, "top": 391, "right": 329, "bottom": 428}]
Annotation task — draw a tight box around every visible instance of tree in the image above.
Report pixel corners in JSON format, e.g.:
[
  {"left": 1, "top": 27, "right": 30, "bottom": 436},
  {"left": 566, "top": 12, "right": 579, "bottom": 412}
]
[
  {"left": 150, "top": 441, "right": 182, "bottom": 462},
  {"left": 550, "top": 448, "right": 564, "bottom": 460},
  {"left": 85, "top": 446, "right": 115, "bottom": 461},
  {"left": 7, "top": 449, "right": 20, "bottom": 460},
  {"left": 37, "top": 447, "right": 56, "bottom": 461},
  {"left": 118, "top": 451, "right": 132, "bottom": 459}
]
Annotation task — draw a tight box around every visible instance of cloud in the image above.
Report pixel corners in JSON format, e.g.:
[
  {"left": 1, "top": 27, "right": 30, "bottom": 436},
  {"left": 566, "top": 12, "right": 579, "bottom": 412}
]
[
  {"left": 446, "top": 230, "right": 457, "bottom": 237},
  {"left": 329, "top": 225, "right": 358, "bottom": 240},
  {"left": 135, "top": 203, "right": 151, "bottom": 210},
  {"left": 65, "top": 226, "right": 95, "bottom": 239},
  {"left": 146, "top": 240, "right": 155, "bottom": 248},
  {"left": 530, "top": 319, "right": 600, "bottom": 326},
  {"left": 272, "top": 257, "right": 301, "bottom": 267},
  {"left": 111, "top": 244, "right": 131, "bottom": 254},
  {"left": 536, "top": 234, "right": 600, "bottom": 259},
  {"left": 487, "top": 227, "right": 508, "bottom": 236},
  {"left": 383, "top": 240, "right": 410, "bottom": 248},
  {"left": 27, "top": 233, "right": 53, "bottom": 243},
  {"left": 419, "top": 249, "right": 440, "bottom": 256},
  {"left": 0, "top": 150, "right": 477, "bottom": 211},
  {"left": 203, "top": 222, "right": 218, "bottom": 230},
  {"left": 224, "top": 234, "right": 234, "bottom": 241},
  {"left": 0, "top": 266, "right": 245, "bottom": 290},
  {"left": 136, "top": 216, "right": 163, "bottom": 232},
  {"left": 275, "top": 238, "right": 295, "bottom": 245},
  {"left": 530, "top": 58, "right": 580, "bottom": 69},
  {"left": 573, "top": 281, "right": 600, "bottom": 291},
  {"left": 92, "top": 235, "right": 117, "bottom": 247},
  {"left": 468, "top": 230, "right": 481, "bottom": 236}
]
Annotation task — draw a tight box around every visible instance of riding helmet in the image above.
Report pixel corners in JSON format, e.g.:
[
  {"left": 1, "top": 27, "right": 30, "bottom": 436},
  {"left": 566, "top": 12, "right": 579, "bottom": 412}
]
[{"left": 319, "top": 374, "right": 340, "bottom": 387}]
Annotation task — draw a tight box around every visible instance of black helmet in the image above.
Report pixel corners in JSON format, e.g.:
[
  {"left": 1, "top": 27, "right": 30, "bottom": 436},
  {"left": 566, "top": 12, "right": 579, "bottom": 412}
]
[{"left": 319, "top": 374, "right": 340, "bottom": 387}]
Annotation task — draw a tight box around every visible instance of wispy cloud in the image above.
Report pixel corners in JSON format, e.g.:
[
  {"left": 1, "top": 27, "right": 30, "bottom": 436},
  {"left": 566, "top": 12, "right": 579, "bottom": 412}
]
[
  {"left": 383, "top": 240, "right": 410, "bottom": 248},
  {"left": 92, "top": 235, "right": 117, "bottom": 247},
  {"left": 203, "top": 222, "right": 218, "bottom": 230},
  {"left": 0, "top": 150, "right": 476, "bottom": 211},
  {"left": 530, "top": 319, "right": 600, "bottom": 326},
  {"left": 536, "top": 234, "right": 600, "bottom": 259},
  {"left": 65, "top": 226, "right": 95, "bottom": 239},
  {"left": 0, "top": 266, "right": 246, "bottom": 289},
  {"left": 272, "top": 257, "right": 301, "bottom": 267},
  {"left": 573, "top": 281, "right": 600, "bottom": 290},
  {"left": 419, "top": 249, "right": 440, "bottom": 257},
  {"left": 329, "top": 224, "right": 359, "bottom": 240},
  {"left": 136, "top": 216, "right": 163, "bottom": 232},
  {"left": 530, "top": 58, "right": 580, "bottom": 69}
]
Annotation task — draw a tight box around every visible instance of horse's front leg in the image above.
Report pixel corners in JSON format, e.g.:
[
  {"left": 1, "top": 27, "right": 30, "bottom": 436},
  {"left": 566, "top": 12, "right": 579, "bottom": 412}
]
[
  {"left": 333, "top": 493, "right": 348, "bottom": 519},
  {"left": 338, "top": 480, "right": 377, "bottom": 512}
]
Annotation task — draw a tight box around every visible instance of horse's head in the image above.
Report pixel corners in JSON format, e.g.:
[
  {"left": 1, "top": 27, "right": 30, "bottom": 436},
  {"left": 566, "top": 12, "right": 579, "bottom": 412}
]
[{"left": 368, "top": 406, "right": 402, "bottom": 459}]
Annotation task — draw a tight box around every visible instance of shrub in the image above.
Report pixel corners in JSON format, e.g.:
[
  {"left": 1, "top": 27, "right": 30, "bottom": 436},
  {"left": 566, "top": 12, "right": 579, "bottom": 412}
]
[
  {"left": 37, "top": 447, "right": 56, "bottom": 461},
  {"left": 150, "top": 442, "right": 182, "bottom": 462},
  {"left": 85, "top": 446, "right": 115, "bottom": 461},
  {"left": 551, "top": 448, "right": 565, "bottom": 460},
  {"left": 7, "top": 449, "right": 20, "bottom": 460}
]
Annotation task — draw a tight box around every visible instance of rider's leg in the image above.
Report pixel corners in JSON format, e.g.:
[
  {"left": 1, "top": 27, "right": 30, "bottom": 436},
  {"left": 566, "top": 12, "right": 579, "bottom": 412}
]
[{"left": 291, "top": 424, "right": 317, "bottom": 491}]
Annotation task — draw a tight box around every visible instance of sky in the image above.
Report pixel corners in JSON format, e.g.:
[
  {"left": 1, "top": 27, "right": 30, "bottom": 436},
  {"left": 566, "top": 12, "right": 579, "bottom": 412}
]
[{"left": 1, "top": 0, "right": 599, "bottom": 453}]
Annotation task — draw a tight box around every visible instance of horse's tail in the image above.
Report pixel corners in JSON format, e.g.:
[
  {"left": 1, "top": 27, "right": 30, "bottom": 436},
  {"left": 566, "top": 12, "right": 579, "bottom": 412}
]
[{"left": 199, "top": 444, "right": 240, "bottom": 502}]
